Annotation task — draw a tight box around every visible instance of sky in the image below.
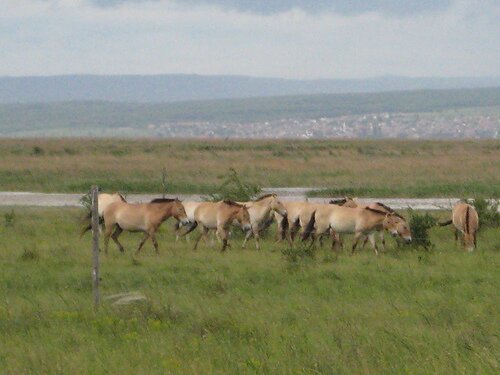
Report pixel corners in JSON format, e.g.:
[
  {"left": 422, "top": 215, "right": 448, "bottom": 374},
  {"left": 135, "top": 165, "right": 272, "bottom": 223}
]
[{"left": 1, "top": 0, "right": 499, "bottom": 79}]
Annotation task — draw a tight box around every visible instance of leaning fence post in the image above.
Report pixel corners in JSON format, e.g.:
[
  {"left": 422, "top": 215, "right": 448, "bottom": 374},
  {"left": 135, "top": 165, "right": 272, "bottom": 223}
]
[{"left": 91, "top": 185, "right": 100, "bottom": 310}]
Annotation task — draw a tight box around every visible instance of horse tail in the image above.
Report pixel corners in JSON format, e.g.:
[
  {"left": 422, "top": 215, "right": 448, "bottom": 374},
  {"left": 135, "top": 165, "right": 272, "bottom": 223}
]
[
  {"left": 465, "top": 205, "right": 470, "bottom": 234},
  {"left": 79, "top": 211, "right": 92, "bottom": 237},
  {"left": 438, "top": 220, "right": 452, "bottom": 227},
  {"left": 182, "top": 221, "right": 198, "bottom": 236},
  {"left": 80, "top": 212, "right": 104, "bottom": 238},
  {"left": 301, "top": 211, "right": 316, "bottom": 241},
  {"left": 280, "top": 214, "right": 289, "bottom": 240}
]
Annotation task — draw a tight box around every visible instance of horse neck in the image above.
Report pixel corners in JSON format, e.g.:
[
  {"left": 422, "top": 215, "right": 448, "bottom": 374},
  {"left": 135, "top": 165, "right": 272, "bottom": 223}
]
[
  {"left": 157, "top": 202, "right": 175, "bottom": 221},
  {"left": 253, "top": 197, "right": 273, "bottom": 216}
]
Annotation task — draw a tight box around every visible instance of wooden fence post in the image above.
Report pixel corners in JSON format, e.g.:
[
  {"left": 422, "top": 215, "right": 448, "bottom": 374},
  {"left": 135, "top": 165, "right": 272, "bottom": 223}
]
[{"left": 91, "top": 185, "right": 100, "bottom": 310}]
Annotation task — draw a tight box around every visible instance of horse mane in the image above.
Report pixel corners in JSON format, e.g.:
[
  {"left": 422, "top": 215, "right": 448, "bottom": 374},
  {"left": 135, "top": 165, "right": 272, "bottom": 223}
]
[
  {"left": 150, "top": 198, "right": 178, "bottom": 204},
  {"left": 223, "top": 200, "right": 245, "bottom": 207},
  {"left": 254, "top": 193, "right": 276, "bottom": 201},
  {"left": 374, "top": 202, "right": 394, "bottom": 212},
  {"left": 329, "top": 198, "right": 347, "bottom": 205},
  {"left": 373, "top": 202, "right": 406, "bottom": 220},
  {"left": 364, "top": 207, "right": 389, "bottom": 216}
]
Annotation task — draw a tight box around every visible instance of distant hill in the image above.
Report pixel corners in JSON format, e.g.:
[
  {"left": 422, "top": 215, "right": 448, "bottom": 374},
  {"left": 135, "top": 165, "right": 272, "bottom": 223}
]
[
  {"left": 1, "top": 87, "right": 499, "bottom": 137},
  {"left": 1, "top": 74, "right": 500, "bottom": 103}
]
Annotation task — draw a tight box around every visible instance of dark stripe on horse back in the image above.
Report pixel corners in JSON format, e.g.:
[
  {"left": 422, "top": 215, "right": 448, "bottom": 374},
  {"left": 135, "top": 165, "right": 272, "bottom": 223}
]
[
  {"left": 365, "top": 207, "right": 388, "bottom": 216},
  {"left": 223, "top": 200, "right": 244, "bottom": 207},
  {"left": 150, "top": 198, "right": 178, "bottom": 203},
  {"left": 329, "top": 198, "right": 347, "bottom": 205}
]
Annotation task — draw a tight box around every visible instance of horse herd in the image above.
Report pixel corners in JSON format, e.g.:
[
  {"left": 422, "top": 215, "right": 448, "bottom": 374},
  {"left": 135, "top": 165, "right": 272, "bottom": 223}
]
[{"left": 81, "top": 192, "right": 479, "bottom": 255}]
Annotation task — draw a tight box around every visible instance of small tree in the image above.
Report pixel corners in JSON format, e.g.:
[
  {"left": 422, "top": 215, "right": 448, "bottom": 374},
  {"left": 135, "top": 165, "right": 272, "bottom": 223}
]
[
  {"left": 407, "top": 208, "right": 437, "bottom": 250},
  {"left": 209, "top": 168, "right": 261, "bottom": 202}
]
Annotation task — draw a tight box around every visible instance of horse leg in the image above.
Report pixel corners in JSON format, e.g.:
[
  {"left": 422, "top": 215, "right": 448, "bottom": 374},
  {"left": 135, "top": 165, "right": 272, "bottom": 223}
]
[
  {"left": 103, "top": 224, "right": 114, "bottom": 255},
  {"left": 241, "top": 227, "right": 253, "bottom": 249},
  {"left": 351, "top": 232, "right": 363, "bottom": 255},
  {"left": 135, "top": 232, "right": 150, "bottom": 255},
  {"left": 111, "top": 226, "right": 125, "bottom": 253},
  {"left": 379, "top": 231, "right": 386, "bottom": 251},
  {"left": 217, "top": 226, "right": 230, "bottom": 252},
  {"left": 253, "top": 229, "right": 261, "bottom": 251},
  {"left": 474, "top": 233, "right": 477, "bottom": 249},
  {"left": 454, "top": 229, "right": 459, "bottom": 246},
  {"left": 361, "top": 235, "right": 369, "bottom": 249},
  {"left": 193, "top": 226, "right": 206, "bottom": 250},
  {"left": 150, "top": 231, "right": 160, "bottom": 254},
  {"left": 367, "top": 233, "right": 379, "bottom": 256}
]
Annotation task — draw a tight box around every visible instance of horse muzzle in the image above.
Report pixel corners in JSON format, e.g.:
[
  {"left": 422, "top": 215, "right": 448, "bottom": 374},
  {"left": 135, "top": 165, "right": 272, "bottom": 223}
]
[{"left": 243, "top": 224, "right": 252, "bottom": 231}]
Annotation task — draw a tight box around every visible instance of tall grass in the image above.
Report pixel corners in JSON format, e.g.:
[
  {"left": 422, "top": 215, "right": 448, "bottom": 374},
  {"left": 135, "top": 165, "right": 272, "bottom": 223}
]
[
  {"left": 0, "top": 207, "right": 498, "bottom": 374},
  {"left": 0, "top": 139, "right": 498, "bottom": 197}
]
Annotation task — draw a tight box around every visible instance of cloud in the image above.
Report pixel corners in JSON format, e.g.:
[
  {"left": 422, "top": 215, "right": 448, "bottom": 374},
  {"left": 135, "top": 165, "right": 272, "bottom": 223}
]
[{"left": 0, "top": 0, "right": 499, "bottom": 78}]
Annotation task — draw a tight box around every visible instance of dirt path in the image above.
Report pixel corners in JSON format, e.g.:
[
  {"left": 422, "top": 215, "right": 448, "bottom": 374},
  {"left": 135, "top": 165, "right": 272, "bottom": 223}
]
[{"left": 0, "top": 190, "right": 466, "bottom": 210}]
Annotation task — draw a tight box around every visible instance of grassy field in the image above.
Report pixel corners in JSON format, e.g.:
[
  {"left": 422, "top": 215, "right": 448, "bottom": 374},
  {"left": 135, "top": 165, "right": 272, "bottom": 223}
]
[
  {"left": 0, "top": 207, "right": 498, "bottom": 374},
  {"left": 0, "top": 138, "right": 499, "bottom": 197}
]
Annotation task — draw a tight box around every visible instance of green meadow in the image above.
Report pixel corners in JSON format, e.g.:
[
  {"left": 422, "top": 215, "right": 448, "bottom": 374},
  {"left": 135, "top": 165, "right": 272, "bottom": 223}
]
[{"left": 0, "top": 207, "right": 498, "bottom": 374}]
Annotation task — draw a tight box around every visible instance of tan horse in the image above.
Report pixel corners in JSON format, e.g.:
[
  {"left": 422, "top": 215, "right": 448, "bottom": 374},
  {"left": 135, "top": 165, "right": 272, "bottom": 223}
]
[
  {"left": 274, "top": 201, "right": 316, "bottom": 242},
  {"left": 301, "top": 205, "right": 412, "bottom": 255},
  {"left": 439, "top": 203, "right": 479, "bottom": 251},
  {"left": 80, "top": 192, "right": 126, "bottom": 235},
  {"left": 100, "top": 198, "right": 189, "bottom": 255},
  {"left": 237, "top": 194, "right": 289, "bottom": 250},
  {"left": 184, "top": 200, "right": 251, "bottom": 252},
  {"left": 174, "top": 201, "right": 201, "bottom": 242},
  {"left": 98, "top": 192, "right": 126, "bottom": 216},
  {"left": 330, "top": 199, "right": 411, "bottom": 249}
]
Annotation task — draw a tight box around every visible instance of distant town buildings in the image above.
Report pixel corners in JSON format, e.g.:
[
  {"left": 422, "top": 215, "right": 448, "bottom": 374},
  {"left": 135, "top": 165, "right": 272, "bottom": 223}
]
[{"left": 145, "top": 110, "right": 499, "bottom": 139}]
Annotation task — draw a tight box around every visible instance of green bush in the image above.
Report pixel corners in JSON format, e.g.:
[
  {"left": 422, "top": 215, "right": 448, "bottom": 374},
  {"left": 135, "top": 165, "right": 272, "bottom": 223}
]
[
  {"left": 4, "top": 209, "right": 15, "bottom": 227},
  {"left": 208, "top": 168, "right": 261, "bottom": 202},
  {"left": 281, "top": 243, "right": 316, "bottom": 263},
  {"left": 467, "top": 198, "right": 499, "bottom": 228},
  {"left": 407, "top": 208, "right": 437, "bottom": 250}
]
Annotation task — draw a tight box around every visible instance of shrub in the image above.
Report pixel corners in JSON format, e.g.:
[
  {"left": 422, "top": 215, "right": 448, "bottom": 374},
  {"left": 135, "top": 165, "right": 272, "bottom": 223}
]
[
  {"left": 407, "top": 208, "right": 437, "bottom": 250},
  {"left": 282, "top": 243, "right": 316, "bottom": 263},
  {"left": 31, "top": 146, "right": 45, "bottom": 155},
  {"left": 467, "top": 197, "right": 499, "bottom": 228},
  {"left": 4, "top": 209, "right": 15, "bottom": 227},
  {"left": 20, "top": 247, "right": 40, "bottom": 261},
  {"left": 209, "top": 168, "right": 261, "bottom": 202}
]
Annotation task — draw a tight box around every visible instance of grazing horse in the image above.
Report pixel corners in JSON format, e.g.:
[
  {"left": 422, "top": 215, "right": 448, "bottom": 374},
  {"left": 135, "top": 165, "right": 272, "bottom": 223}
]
[
  {"left": 184, "top": 200, "right": 251, "bottom": 252},
  {"left": 100, "top": 198, "right": 189, "bottom": 255},
  {"left": 237, "top": 194, "right": 289, "bottom": 250},
  {"left": 439, "top": 203, "right": 479, "bottom": 251},
  {"left": 301, "top": 205, "right": 412, "bottom": 255}
]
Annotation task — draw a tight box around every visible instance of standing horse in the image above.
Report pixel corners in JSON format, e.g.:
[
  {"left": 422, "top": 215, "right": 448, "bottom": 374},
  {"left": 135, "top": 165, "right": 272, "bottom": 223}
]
[
  {"left": 301, "top": 205, "right": 412, "bottom": 255},
  {"left": 328, "top": 198, "right": 411, "bottom": 250},
  {"left": 439, "top": 202, "right": 479, "bottom": 251},
  {"left": 96, "top": 198, "right": 189, "bottom": 255},
  {"left": 237, "top": 194, "right": 289, "bottom": 250},
  {"left": 274, "top": 201, "right": 316, "bottom": 243},
  {"left": 80, "top": 192, "right": 126, "bottom": 235},
  {"left": 173, "top": 201, "right": 202, "bottom": 242},
  {"left": 184, "top": 200, "right": 251, "bottom": 252}
]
